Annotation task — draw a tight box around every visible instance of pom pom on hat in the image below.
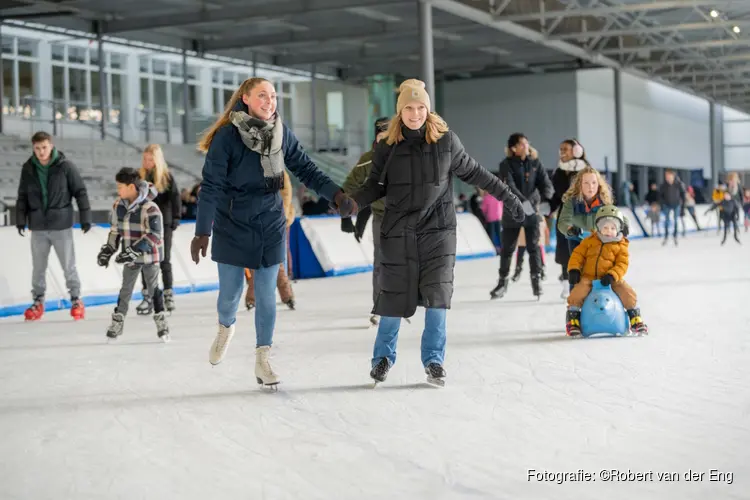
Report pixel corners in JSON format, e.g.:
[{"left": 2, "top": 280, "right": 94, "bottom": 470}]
[{"left": 397, "top": 78, "right": 431, "bottom": 114}]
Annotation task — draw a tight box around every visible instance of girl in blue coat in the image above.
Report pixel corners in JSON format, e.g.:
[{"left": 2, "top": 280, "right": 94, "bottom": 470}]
[{"left": 190, "top": 77, "right": 355, "bottom": 388}]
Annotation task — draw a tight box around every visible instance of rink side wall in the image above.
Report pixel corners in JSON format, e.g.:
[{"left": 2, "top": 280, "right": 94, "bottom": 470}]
[{"left": 0, "top": 208, "right": 719, "bottom": 317}]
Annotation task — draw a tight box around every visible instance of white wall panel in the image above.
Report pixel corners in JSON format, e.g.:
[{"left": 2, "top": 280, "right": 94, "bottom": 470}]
[
  {"left": 575, "top": 69, "right": 617, "bottom": 172},
  {"left": 443, "top": 73, "right": 578, "bottom": 174}
]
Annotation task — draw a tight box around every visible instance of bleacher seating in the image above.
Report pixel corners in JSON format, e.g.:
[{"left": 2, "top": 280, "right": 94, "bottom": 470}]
[{"left": 0, "top": 133, "right": 359, "bottom": 217}]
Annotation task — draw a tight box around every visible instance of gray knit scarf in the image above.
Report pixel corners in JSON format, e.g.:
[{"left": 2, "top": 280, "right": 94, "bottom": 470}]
[{"left": 229, "top": 110, "right": 285, "bottom": 188}]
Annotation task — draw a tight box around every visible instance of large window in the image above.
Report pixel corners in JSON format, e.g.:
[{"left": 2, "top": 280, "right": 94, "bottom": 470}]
[
  {"left": 139, "top": 54, "right": 200, "bottom": 131},
  {"left": 1, "top": 37, "right": 38, "bottom": 116},
  {"left": 48, "top": 45, "right": 127, "bottom": 123}
]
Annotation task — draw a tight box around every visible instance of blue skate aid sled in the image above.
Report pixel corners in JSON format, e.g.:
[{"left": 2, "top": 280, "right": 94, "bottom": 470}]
[{"left": 580, "top": 279, "right": 631, "bottom": 337}]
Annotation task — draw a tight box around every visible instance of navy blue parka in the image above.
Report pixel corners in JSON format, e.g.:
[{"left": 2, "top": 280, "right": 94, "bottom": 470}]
[{"left": 195, "top": 104, "right": 340, "bottom": 270}]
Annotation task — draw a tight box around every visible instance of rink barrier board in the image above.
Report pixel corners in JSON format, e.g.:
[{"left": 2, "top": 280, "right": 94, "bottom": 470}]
[{"left": 0, "top": 205, "right": 723, "bottom": 317}]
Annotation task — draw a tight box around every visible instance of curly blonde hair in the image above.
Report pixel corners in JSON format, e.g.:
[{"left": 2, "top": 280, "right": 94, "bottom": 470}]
[{"left": 562, "top": 165, "right": 613, "bottom": 204}]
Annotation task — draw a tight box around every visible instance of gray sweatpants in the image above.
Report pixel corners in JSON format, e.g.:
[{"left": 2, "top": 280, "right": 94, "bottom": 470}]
[
  {"left": 116, "top": 263, "right": 164, "bottom": 316},
  {"left": 372, "top": 212, "right": 383, "bottom": 306},
  {"left": 31, "top": 228, "right": 81, "bottom": 300}
]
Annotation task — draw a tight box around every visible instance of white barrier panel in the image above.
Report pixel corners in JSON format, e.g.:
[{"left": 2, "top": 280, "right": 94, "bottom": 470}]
[
  {"left": 301, "top": 212, "right": 497, "bottom": 277},
  {"left": 169, "top": 226, "right": 219, "bottom": 292},
  {"left": 618, "top": 208, "right": 645, "bottom": 238}
]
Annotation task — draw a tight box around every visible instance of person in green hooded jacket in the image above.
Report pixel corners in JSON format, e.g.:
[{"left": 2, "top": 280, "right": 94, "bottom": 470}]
[{"left": 342, "top": 116, "right": 390, "bottom": 326}]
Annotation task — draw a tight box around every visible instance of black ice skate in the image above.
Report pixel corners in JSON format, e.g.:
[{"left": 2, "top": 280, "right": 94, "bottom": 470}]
[
  {"left": 565, "top": 309, "right": 581, "bottom": 337},
  {"left": 370, "top": 357, "right": 390, "bottom": 384},
  {"left": 490, "top": 277, "right": 508, "bottom": 299},
  {"left": 627, "top": 308, "right": 648, "bottom": 335},
  {"left": 511, "top": 264, "right": 523, "bottom": 282},
  {"left": 106, "top": 312, "right": 125, "bottom": 340},
  {"left": 531, "top": 274, "right": 543, "bottom": 300},
  {"left": 540, "top": 265, "right": 546, "bottom": 281},
  {"left": 425, "top": 363, "right": 446, "bottom": 387},
  {"left": 284, "top": 298, "right": 296, "bottom": 310},
  {"left": 136, "top": 289, "right": 152, "bottom": 315},
  {"left": 153, "top": 312, "right": 170, "bottom": 342},
  {"left": 163, "top": 289, "right": 176, "bottom": 312}
]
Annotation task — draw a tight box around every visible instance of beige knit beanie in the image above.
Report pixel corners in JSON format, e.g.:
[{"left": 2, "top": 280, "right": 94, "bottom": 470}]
[{"left": 396, "top": 79, "right": 431, "bottom": 114}]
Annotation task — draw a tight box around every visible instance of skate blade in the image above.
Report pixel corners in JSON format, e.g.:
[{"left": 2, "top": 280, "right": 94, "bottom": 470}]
[
  {"left": 256, "top": 378, "right": 280, "bottom": 391},
  {"left": 160, "top": 334, "right": 171, "bottom": 343},
  {"left": 425, "top": 376, "right": 445, "bottom": 387}
]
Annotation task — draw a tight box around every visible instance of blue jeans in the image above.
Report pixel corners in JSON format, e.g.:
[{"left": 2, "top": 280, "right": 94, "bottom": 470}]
[
  {"left": 662, "top": 204, "right": 680, "bottom": 238},
  {"left": 217, "top": 262, "right": 280, "bottom": 347},
  {"left": 372, "top": 308, "right": 447, "bottom": 368}
]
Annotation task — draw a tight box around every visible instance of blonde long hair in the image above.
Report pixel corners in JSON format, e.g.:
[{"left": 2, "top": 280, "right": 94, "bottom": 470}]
[
  {"left": 384, "top": 111, "right": 449, "bottom": 145},
  {"left": 197, "top": 77, "right": 269, "bottom": 153},
  {"left": 562, "top": 165, "right": 613, "bottom": 204},
  {"left": 140, "top": 144, "right": 169, "bottom": 193}
]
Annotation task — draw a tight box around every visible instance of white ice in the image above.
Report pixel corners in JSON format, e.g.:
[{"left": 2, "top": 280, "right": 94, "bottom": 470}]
[{"left": 1, "top": 232, "right": 748, "bottom": 500}]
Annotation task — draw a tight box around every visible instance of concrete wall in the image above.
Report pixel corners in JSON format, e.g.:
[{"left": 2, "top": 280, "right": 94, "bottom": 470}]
[{"left": 443, "top": 73, "right": 578, "bottom": 174}]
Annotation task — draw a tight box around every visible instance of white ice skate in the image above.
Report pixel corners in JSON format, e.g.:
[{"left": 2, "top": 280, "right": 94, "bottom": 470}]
[
  {"left": 209, "top": 323, "right": 235, "bottom": 365},
  {"left": 255, "top": 345, "right": 280, "bottom": 390},
  {"left": 106, "top": 312, "right": 124, "bottom": 341},
  {"left": 560, "top": 280, "right": 570, "bottom": 300},
  {"left": 153, "top": 312, "right": 170, "bottom": 343}
]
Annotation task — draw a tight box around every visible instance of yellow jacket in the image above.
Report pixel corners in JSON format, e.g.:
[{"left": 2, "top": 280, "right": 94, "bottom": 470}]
[{"left": 568, "top": 232, "right": 630, "bottom": 282}]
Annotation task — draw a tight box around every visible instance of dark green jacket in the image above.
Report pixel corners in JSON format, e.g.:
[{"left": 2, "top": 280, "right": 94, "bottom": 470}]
[{"left": 343, "top": 150, "right": 385, "bottom": 217}]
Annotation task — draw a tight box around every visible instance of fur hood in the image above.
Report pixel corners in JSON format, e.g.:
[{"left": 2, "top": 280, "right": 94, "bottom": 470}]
[
  {"left": 504, "top": 146, "right": 538, "bottom": 160},
  {"left": 557, "top": 158, "right": 588, "bottom": 173}
]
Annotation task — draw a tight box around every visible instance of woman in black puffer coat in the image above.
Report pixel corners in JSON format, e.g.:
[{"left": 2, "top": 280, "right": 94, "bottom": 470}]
[
  {"left": 351, "top": 79, "right": 524, "bottom": 386},
  {"left": 549, "top": 139, "right": 588, "bottom": 300},
  {"left": 137, "top": 144, "right": 181, "bottom": 313}
]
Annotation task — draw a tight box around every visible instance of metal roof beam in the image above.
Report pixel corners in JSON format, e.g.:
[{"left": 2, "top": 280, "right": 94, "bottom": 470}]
[
  {"left": 204, "top": 21, "right": 472, "bottom": 52},
  {"left": 550, "top": 20, "right": 750, "bottom": 40},
  {"left": 102, "top": 0, "right": 405, "bottom": 34},
  {"left": 492, "top": 0, "right": 738, "bottom": 23},
  {"left": 600, "top": 37, "right": 750, "bottom": 55},
  {"left": 635, "top": 52, "right": 750, "bottom": 68}
]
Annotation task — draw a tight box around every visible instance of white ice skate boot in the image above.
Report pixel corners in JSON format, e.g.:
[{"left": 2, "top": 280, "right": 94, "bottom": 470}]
[
  {"left": 209, "top": 323, "right": 235, "bottom": 365},
  {"left": 255, "top": 345, "right": 280, "bottom": 388},
  {"left": 560, "top": 280, "right": 570, "bottom": 299}
]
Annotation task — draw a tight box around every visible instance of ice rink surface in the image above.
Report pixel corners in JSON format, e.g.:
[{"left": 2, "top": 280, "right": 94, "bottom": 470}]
[{"left": 1, "top": 231, "right": 748, "bottom": 500}]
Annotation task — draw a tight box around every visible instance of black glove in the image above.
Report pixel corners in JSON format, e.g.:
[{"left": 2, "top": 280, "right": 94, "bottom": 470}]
[
  {"left": 341, "top": 217, "right": 355, "bottom": 233},
  {"left": 354, "top": 206, "right": 372, "bottom": 243},
  {"left": 115, "top": 246, "right": 142, "bottom": 264},
  {"left": 16, "top": 225, "right": 25, "bottom": 237},
  {"left": 622, "top": 223, "right": 629, "bottom": 237},
  {"left": 600, "top": 274, "right": 615, "bottom": 287},
  {"left": 81, "top": 222, "right": 91, "bottom": 234},
  {"left": 97, "top": 244, "right": 116, "bottom": 268},
  {"left": 568, "top": 269, "right": 581, "bottom": 286},
  {"left": 171, "top": 220, "right": 180, "bottom": 231},
  {"left": 508, "top": 197, "right": 525, "bottom": 223},
  {"left": 567, "top": 226, "right": 582, "bottom": 238}
]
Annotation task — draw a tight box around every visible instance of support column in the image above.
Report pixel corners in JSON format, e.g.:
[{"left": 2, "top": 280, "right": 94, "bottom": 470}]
[
  {"left": 34, "top": 39, "right": 53, "bottom": 124},
  {"left": 710, "top": 102, "right": 723, "bottom": 187},
  {"left": 310, "top": 64, "right": 317, "bottom": 152},
  {"left": 1, "top": 25, "right": 5, "bottom": 135},
  {"left": 123, "top": 52, "right": 140, "bottom": 142},
  {"left": 181, "top": 45, "right": 190, "bottom": 144},
  {"left": 95, "top": 21, "right": 107, "bottom": 140},
  {"left": 418, "top": 0, "right": 435, "bottom": 100},
  {"left": 613, "top": 69, "right": 626, "bottom": 202}
]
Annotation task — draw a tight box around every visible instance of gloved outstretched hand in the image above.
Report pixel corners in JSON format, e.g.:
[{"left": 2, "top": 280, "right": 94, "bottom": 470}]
[
  {"left": 81, "top": 223, "right": 92, "bottom": 234},
  {"left": 566, "top": 226, "right": 582, "bottom": 239},
  {"left": 354, "top": 205, "right": 372, "bottom": 243},
  {"left": 115, "top": 246, "right": 141, "bottom": 265},
  {"left": 334, "top": 190, "right": 357, "bottom": 218},
  {"left": 97, "top": 244, "right": 116, "bottom": 268},
  {"left": 568, "top": 269, "right": 581, "bottom": 286},
  {"left": 600, "top": 274, "right": 615, "bottom": 287},
  {"left": 16, "top": 225, "right": 25, "bottom": 237},
  {"left": 191, "top": 235, "right": 209, "bottom": 264},
  {"left": 506, "top": 196, "right": 525, "bottom": 224},
  {"left": 341, "top": 217, "right": 355, "bottom": 233}
]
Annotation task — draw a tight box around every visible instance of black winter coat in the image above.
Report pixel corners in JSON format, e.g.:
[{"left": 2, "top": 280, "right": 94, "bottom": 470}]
[
  {"left": 498, "top": 150, "right": 554, "bottom": 229},
  {"left": 16, "top": 152, "right": 91, "bottom": 231},
  {"left": 352, "top": 127, "right": 523, "bottom": 318},
  {"left": 145, "top": 172, "right": 182, "bottom": 227},
  {"left": 659, "top": 181, "right": 685, "bottom": 207}
]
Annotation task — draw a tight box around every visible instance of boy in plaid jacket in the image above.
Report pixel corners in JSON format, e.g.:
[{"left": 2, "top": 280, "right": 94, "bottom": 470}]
[{"left": 97, "top": 167, "right": 170, "bottom": 341}]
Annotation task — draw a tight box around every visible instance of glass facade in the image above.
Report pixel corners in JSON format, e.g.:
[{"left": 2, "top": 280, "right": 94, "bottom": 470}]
[{"left": 1, "top": 26, "right": 301, "bottom": 143}]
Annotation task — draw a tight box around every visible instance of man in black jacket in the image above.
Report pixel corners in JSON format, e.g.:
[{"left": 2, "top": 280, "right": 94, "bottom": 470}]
[
  {"left": 659, "top": 169, "right": 685, "bottom": 246},
  {"left": 490, "top": 133, "right": 554, "bottom": 299},
  {"left": 16, "top": 131, "right": 92, "bottom": 321}
]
